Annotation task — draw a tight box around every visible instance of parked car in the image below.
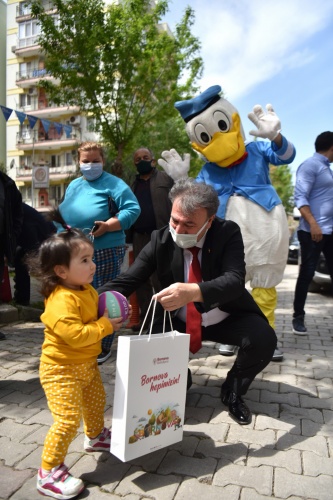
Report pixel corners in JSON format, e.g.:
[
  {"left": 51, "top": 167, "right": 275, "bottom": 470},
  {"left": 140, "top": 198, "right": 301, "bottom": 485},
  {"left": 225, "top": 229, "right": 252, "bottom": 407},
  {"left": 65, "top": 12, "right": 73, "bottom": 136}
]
[
  {"left": 287, "top": 229, "right": 300, "bottom": 264},
  {"left": 289, "top": 229, "right": 331, "bottom": 293},
  {"left": 308, "top": 252, "right": 332, "bottom": 293}
]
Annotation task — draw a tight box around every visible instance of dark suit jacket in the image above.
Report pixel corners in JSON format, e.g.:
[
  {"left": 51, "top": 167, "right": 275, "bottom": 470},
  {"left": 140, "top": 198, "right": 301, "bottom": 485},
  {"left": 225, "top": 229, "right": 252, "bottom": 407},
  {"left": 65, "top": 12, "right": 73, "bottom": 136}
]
[{"left": 99, "top": 217, "right": 266, "bottom": 323}]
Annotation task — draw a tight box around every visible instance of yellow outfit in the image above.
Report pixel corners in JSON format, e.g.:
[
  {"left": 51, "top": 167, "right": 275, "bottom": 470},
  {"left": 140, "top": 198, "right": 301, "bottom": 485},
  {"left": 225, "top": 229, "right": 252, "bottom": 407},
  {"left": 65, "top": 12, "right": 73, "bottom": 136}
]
[{"left": 39, "top": 284, "right": 113, "bottom": 470}]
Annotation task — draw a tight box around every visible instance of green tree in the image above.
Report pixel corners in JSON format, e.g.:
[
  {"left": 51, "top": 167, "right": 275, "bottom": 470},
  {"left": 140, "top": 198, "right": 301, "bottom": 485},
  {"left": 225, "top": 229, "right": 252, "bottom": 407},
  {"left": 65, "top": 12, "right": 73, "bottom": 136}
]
[
  {"left": 121, "top": 112, "right": 203, "bottom": 184},
  {"left": 29, "top": 0, "right": 203, "bottom": 176},
  {"left": 269, "top": 164, "right": 294, "bottom": 213}
]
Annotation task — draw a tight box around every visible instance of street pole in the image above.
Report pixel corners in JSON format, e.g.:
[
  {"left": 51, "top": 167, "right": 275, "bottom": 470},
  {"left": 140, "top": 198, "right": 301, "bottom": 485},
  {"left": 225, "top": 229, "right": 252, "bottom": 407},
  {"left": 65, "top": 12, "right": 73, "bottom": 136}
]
[{"left": 31, "top": 134, "right": 35, "bottom": 207}]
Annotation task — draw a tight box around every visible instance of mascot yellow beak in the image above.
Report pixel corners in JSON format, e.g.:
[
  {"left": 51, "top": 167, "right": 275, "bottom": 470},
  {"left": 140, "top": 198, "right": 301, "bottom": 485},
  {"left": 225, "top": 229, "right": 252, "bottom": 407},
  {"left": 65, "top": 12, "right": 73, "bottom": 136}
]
[{"left": 191, "top": 113, "right": 246, "bottom": 168}]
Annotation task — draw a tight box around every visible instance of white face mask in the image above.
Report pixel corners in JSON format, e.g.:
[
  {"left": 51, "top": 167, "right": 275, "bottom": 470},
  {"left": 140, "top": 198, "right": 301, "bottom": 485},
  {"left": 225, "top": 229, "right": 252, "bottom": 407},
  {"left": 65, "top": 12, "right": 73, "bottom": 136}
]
[
  {"left": 80, "top": 162, "right": 103, "bottom": 181},
  {"left": 169, "top": 219, "right": 210, "bottom": 249}
]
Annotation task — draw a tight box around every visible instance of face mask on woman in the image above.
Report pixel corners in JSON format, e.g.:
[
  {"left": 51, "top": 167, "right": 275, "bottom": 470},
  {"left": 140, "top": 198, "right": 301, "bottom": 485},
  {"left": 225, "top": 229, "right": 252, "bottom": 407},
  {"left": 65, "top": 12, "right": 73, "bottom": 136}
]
[
  {"left": 169, "top": 219, "right": 210, "bottom": 249},
  {"left": 80, "top": 162, "right": 103, "bottom": 181}
]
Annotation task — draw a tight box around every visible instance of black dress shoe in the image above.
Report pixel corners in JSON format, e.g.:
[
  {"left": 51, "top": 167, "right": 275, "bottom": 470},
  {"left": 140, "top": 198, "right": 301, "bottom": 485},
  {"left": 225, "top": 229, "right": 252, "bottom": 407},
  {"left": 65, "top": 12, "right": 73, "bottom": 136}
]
[
  {"left": 187, "top": 368, "right": 192, "bottom": 390},
  {"left": 221, "top": 390, "right": 252, "bottom": 425},
  {"left": 0, "top": 331, "right": 6, "bottom": 341}
]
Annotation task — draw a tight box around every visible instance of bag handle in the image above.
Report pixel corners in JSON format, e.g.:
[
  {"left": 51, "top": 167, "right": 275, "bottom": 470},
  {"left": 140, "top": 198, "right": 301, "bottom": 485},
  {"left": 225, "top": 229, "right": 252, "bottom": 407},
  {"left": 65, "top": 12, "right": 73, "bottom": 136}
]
[{"left": 138, "top": 297, "right": 175, "bottom": 341}]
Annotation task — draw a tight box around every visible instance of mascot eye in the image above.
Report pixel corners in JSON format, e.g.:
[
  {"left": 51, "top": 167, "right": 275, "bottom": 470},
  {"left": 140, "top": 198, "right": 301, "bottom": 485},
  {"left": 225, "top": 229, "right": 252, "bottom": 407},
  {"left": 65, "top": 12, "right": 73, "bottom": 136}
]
[
  {"left": 213, "top": 111, "right": 230, "bottom": 133},
  {"left": 194, "top": 124, "right": 211, "bottom": 145}
]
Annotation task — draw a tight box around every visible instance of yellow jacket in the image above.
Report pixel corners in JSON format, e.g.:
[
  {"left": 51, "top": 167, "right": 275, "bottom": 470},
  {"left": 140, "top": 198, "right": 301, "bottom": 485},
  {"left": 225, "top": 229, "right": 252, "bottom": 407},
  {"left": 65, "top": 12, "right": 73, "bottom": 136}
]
[{"left": 40, "top": 284, "right": 113, "bottom": 364}]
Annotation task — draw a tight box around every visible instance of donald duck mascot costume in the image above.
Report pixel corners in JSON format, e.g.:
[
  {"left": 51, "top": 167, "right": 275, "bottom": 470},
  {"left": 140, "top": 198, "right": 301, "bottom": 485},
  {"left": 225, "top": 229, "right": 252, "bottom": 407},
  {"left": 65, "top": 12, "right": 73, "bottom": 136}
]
[{"left": 158, "top": 85, "right": 296, "bottom": 361}]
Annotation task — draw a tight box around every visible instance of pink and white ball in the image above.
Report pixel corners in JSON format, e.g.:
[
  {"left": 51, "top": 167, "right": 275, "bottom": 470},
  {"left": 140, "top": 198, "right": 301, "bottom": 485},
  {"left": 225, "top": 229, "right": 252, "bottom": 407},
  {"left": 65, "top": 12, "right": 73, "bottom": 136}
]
[{"left": 98, "top": 291, "right": 130, "bottom": 322}]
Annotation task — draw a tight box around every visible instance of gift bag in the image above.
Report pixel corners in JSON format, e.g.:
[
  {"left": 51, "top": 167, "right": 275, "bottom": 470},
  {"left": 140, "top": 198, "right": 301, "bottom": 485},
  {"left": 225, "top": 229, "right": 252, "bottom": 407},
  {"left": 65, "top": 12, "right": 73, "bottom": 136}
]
[{"left": 111, "top": 301, "right": 190, "bottom": 462}]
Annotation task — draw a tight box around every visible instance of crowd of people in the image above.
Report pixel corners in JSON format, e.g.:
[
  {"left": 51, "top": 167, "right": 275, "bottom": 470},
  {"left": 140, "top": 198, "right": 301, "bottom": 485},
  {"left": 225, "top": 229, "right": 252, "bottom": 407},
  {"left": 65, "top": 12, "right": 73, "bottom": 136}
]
[{"left": 0, "top": 131, "right": 332, "bottom": 500}]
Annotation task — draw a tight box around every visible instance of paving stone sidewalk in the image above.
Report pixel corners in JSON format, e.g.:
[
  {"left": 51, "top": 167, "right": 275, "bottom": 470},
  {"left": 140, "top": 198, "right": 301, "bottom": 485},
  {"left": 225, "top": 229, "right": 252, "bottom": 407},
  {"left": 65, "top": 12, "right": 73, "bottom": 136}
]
[{"left": 0, "top": 264, "right": 332, "bottom": 500}]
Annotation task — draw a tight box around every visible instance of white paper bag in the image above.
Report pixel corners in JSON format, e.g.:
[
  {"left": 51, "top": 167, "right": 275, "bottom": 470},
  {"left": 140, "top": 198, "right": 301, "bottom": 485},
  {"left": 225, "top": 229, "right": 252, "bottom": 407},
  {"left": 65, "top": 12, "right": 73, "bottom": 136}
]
[{"left": 111, "top": 306, "right": 190, "bottom": 462}]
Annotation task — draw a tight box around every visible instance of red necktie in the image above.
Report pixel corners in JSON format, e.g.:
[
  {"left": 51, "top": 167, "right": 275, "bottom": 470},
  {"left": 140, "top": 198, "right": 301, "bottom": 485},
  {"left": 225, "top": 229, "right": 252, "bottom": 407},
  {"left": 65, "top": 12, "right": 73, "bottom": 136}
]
[{"left": 186, "top": 246, "right": 202, "bottom": 354}]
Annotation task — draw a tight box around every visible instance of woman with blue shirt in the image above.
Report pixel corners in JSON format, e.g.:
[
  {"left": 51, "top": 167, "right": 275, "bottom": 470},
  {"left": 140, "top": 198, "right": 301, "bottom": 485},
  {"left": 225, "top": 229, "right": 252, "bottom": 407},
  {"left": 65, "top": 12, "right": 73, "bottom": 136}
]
[{"left": 59, "top": 141, "right": 140, "bottom": 362}]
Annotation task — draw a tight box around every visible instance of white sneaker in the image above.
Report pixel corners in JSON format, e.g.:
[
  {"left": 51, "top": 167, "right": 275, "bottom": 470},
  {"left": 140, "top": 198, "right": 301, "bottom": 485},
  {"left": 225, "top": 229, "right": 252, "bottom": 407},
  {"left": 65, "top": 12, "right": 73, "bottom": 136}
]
[
  {"left": 271, "top": 347, "right": 284, "bottom": 361},
  {"left": 36, "top": 463, "right": 85, "bottom": 499},
  {"left": 84, "top": 427, "right": 111, "bottom": 452},
  {"left": 219, "top": 344, "right": 237, "bottom": 356}
]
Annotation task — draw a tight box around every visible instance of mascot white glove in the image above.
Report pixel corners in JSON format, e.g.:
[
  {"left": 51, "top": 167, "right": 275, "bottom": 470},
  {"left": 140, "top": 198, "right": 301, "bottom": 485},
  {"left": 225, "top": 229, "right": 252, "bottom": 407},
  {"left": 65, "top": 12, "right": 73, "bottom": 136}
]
[
  {"left": 158, "top": 149, "right": 190, "bottom": 181},
  {"left": 248, "top": 104, "right": 281, "bottom": 141}
]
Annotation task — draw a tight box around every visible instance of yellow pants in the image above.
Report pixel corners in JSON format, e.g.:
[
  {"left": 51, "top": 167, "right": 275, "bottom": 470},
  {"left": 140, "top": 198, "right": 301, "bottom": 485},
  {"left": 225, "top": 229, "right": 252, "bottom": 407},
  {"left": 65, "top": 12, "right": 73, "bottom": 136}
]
[
  {"left": 40, "top": 360, "right": 106, "bottom": 470},
  {"left": 251, "top": 287, "right": 277, "bottom": 330}
]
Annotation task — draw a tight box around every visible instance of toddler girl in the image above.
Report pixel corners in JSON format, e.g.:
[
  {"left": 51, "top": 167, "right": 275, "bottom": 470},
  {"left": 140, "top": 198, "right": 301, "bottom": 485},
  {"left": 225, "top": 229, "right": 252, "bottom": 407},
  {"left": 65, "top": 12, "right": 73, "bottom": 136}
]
[{"left": 28, "top": 224, "right": 123, "bottom": 499}]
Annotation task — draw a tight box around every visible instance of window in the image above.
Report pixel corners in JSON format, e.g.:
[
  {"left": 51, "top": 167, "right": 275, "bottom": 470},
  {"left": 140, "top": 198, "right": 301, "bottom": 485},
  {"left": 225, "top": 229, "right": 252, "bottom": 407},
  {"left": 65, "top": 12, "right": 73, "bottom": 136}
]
[
  {"left": 20, "top": 124, "right": 31, "bottom": 140},
  {"left": 19, "top": 93, "right": 32, "bottom": 108},
  {"left": 18, "top": 20, "right": 40, "bottom": 48},
  {"left": 49, "top": 185, "right": 62, "bottom": 204},
  {"left": 21, "top": 185, "right": 32, "bottom": 200},
  {"left": 86, "top": 117, "right": 96, "bottom": 132},
  {"left": 19, "top": 3, "right": 31, "bottom": 16},
  {"left": 50, "top": 155, "right": 61, "bottom": 168},
  {"left": 19, "top": 61, "right": 33, "bottom": 79},
  {"left": 20, "top": 155, "right": 32, "bottom": 168},
  {"left": 65, "top": 152, "right": 73, "bottom": 165}
]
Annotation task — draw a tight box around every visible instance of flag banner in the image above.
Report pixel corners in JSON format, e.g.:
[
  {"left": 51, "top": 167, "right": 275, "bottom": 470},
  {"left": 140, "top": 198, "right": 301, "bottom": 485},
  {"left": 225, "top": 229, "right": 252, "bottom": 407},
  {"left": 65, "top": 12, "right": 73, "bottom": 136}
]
[
  {"left": 54, "top": 122, "right": 63, "bottom": 135},
  {"left": 1, "top": 105, "right": 77, "bottom": 140},
  {"left": 27, "top": 115, "right": 39, "bottom": 129},
  {"left": 41, "top": 119, "right": 51, "bottom": 134},
  {"left": 0, "top": 105, "right": 13, "bottom": 121},
  {"left": 15, "top": 110, "right": 27, "bottom": 124},
  {"left": 63, "top": 124, "right": 72, "bottom": 138}
]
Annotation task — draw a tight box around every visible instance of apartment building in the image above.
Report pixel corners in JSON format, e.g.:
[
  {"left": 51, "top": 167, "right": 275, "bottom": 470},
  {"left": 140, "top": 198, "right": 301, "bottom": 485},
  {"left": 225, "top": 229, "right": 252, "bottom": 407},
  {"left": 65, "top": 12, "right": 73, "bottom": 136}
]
[{"left": 6, "top": 0, "right": 99, "bottom": 211}]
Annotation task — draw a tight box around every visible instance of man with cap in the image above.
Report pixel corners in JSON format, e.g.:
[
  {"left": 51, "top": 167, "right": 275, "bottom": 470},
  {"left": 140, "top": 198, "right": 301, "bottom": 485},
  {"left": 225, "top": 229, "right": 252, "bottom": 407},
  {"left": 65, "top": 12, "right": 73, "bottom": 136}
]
[{"left": 158, "top": 85, "right": 296, "bottom": 362}]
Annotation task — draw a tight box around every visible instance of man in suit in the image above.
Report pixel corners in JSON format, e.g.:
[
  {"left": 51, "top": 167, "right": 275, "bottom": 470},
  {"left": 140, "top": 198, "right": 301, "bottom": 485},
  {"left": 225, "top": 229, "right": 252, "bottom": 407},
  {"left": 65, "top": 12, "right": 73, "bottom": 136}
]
[{"left": 99, "top": 178, "right": 276, "bottom": 425}]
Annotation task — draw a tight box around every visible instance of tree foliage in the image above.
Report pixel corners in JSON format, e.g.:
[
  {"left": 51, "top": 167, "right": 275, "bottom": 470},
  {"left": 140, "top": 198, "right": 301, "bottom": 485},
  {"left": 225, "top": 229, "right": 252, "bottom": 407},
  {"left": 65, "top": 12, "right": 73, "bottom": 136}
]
[
  {"left": 29, "top": 0, "right": 203, "bottom": 176},
  {"left": 120, "top": 111, "right": 203, "bottom": 184},
  {"left": 269, "top": 164, "right": 294, "bottom": 214}
]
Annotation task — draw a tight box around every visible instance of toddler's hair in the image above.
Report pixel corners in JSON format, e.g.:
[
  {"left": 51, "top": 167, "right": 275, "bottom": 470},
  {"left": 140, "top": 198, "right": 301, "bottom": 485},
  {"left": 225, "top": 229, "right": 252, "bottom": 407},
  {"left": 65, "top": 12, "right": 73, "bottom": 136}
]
[{"left": 27, "top": 210, "right": 93, "bottom": 298}]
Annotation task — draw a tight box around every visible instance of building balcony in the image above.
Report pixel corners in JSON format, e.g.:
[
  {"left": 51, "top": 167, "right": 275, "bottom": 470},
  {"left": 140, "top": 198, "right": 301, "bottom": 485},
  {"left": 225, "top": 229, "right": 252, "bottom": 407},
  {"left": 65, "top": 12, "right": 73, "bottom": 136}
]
[
  {"left": 16, "top": 68, "right": 54, "bottom": 88},
  {"left": 17, "top": 99, "right": 80, "bottom": 119},
  {"left": 16, "top": 164, "right": 78, "bottom": 181},
  {"left": 17, "top": 131, "right": 79, "bottom": 151},
  {"left": 13, "top": 38, "right": 41, "bottom": 58},
  {"left": 16, "top": 2, "right": 56, "bottom": 20}
]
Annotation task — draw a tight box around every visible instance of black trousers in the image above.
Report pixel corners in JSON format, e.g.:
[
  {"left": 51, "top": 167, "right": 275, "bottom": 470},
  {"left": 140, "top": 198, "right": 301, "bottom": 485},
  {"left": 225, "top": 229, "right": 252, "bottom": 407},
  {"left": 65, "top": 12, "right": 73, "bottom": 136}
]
[
  {"left": 293, "top": 230, "right": 333, "bottom": 318},
  {"left": 152, "top": 313, "right": 276, "bottom": 396}
]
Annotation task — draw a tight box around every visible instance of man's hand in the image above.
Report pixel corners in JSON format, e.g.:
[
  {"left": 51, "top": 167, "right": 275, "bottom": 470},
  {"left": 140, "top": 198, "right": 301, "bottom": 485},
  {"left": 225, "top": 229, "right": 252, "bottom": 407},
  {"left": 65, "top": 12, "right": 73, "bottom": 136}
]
[
  {"left": 153, "top": 282, "right": 202, "bottom": 311},
  {"left": 248, "top": 104, "right": 281, "bottom": 141},
  {"left": 157, "top": 149, "right": 190, "bottom": 181},
  {"left": 310, "top": 221, "right": 323, "bottom": 242}
]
